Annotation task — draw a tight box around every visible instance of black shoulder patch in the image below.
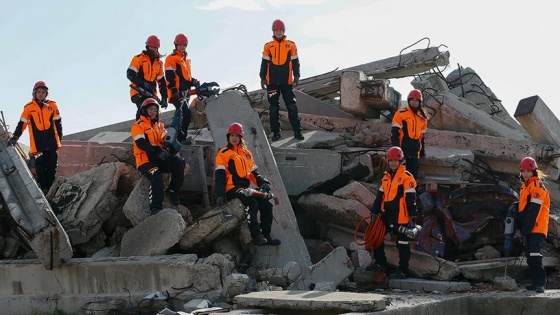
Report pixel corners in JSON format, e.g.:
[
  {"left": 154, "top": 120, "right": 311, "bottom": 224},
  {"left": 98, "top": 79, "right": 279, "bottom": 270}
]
[
  {"left": 220, "top": 148, "right": 230, "bottom": 153},
  {"left": 398, "top": 108, "right": 407, "bottom": 112}
]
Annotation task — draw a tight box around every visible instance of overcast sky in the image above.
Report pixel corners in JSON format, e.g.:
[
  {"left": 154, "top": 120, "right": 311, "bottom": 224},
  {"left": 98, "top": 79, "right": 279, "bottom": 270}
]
[{"left": 2, "top": 0, "right": 558, "bottom": 145}]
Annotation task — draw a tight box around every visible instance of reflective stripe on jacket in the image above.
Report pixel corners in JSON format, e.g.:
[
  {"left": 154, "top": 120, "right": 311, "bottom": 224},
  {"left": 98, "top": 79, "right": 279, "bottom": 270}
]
[
  {"left": 391, "top": 106, "right": 427, "bottom": 156},
  {"left": 214, "top": 145, "right": 259, "bottom": 194},
  {"left": 128, "top": 52, "right": 164, "bottom": 97},
  {"left": 131, "top": 115, "right": 166, "bottom": 168},
  {"left": 164, "top": 50, "right": 192, "bottom": 99},
  {"left": 519, "top": 176, "right": 550, "bottom": 236},
  {"left": 379, "top": 165, "right": 417, "bottom": 224},
  {"left": 19, "top": 100, "right": 61, "bottom": 154},
  {"left": 261, "top": 36, "right": 299, "bottom": 85}
]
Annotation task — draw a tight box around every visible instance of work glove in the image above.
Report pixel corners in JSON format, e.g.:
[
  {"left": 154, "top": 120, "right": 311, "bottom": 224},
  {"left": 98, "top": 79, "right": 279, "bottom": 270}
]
[
  {"left": 155, "top": 147, "right": 169, "bottom": 160},
  {"left": 143, "top": 81, "right": 155, "bottom": 94},
  {"left": 260, "top": 183, "right": 272, "bottom": 192},
  {"left": 216, "top": 196, "right": 225, "bottom": 207},
  {"left": 160, "top": 98, "right": 168, "bottom": 109},
  {"left": 260, "top": 79, "right": 267, "bottom": 90},
  {"left": 7, "top": 135, "right": 18, "bottom": 146},
  {"left": 293, "top": 75, "right": 299, "bottom": 87},
  {"left": 191, "top": 78, "right": 199, "bottom": 87}
]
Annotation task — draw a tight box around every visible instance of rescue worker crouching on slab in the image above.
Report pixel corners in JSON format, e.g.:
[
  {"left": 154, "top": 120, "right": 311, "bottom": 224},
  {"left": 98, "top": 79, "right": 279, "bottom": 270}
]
[
  {"left": 391, "top": 89, "right": 428, "bottom": 179},
  {"left": 8, "top": 81, "right": 62, "bottom": 195},
  {"left": 131, "top": 98, "right": 186, "bottom": 215},
  {"left": 165, "top": 33, "right": 198, "bottom": 144},
  {"left": 214, "top": 122, "right": 281, "bottom": 246},
  {"left": 127, "top": 35, "right": 168, "bottom": 120},
  {"left": 366, "top": 146, "right": 419, "bottom": 279},
  {"left": 260, "top": 19, "right": 304, "bottom": 142},
  {"left": 516, "top": 157, "right": 549, "bottom": 293}
]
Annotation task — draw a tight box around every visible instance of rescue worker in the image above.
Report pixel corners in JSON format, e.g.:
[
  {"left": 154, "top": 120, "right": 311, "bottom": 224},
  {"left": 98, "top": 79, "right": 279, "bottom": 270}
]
[
  {"left": 7, "top": 81, "right": 62, "bottom": 195},
  {"left": 259, "top": 19, "right": 303, "bottom": 142},
  {"left": 127, "top": 35, "right": 168, "bottom": 120},
  {"left": 366, "top": 146, "right": 418, "bottom": 279},
  {"left": 391, "top": 89, "right": 428, "bottom": 179},
  {"left": 164, "top": 33, "right": 198, "bottom": 144},
  {"left": 131, "top": 98, "right": 186, "bottom": 214},
  {"left": 516, "top": 157, "right": 549, "bottom": 293},
  {"left": 214, "top": 122, "right": 281, "bottom": 246}
]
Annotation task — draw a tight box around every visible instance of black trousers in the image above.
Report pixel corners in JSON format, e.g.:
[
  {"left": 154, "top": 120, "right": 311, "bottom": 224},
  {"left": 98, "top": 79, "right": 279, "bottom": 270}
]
[
  {"left": 138, "top": 155, "right": 186, "bottom": 210},
  {"left": 34, "top": 149, "right": 58, "bottom": 193},
  {"left": 403, "top": 153, "right": 419, "bottom": 179},
  {"left": 171, "top": 98, "right": 192, "bottom": 140},
  {"left": 526, "top": 233, "right": 546, "bottom": 287},
  {"left": 226, "top": 189, "right": 273, "bottom": 238},
  {"left": 266, "top": 84, "right": 301, "bottom": 134},
  {"left": 373, "top": 223, "right": 411, "bottom": 272}
]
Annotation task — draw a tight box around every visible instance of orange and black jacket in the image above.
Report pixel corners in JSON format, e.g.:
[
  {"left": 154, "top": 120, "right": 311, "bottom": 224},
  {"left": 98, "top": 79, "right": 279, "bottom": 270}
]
[
  {"left": 214, "top": 144, "right": 267, "bottom": 198},
  {"left": 131, "top": 115, "right": 166, "bottom": 168},
  {"left": 164, "top": 50, "right": 194, "bottom": 100},
  {"left": 371, "top": 165, "right": 418, "bottom": 225},
  {"left": 391, "top": 106, "right": 428, "bottom": 157},
  {"left": 518, "top": 176, "right": 550, "bottom": 236},
  {"left": 13, "top": 99, "right": 62, "bottom": 155},
  {"left": 127, "top": 51, "right": 167, "bottom": 100},
  {"left": 260, "top": 36, "right": 300, "bottom": 86}
]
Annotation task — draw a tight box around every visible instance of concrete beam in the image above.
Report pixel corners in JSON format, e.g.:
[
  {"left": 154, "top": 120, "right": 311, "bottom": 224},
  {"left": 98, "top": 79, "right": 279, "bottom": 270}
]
[{"left": 515, "top": 95, "right": 560, "bottom": 147}]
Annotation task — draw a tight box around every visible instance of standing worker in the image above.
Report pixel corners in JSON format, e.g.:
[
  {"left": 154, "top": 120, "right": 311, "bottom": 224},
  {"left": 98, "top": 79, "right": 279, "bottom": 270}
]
[
  {"left": 131, "top": 98, "right": 186, "bottom": 214},
  {"left": 7, "top": 81, "right": 62, "bottom": 195},
  {"left": 391, "top": 89, "right": 428, "bottom": 179},
  {"left": 260, "top": 19, "right": 303, "bottom": 141},
  {"left": 127, "top": 35, "right": 168, "bottom": 120},
  {"left": 366, "top": 146, "right": 419, "bottom": 279},
  {"left": 165, "top": 33, "right": 198, "bottom": 144},
  {"left": 516, "top": 157, "right": 549, "bottom": 293},
  {"left": 214, "top": 122, "right": 281, "bottom": 246}
]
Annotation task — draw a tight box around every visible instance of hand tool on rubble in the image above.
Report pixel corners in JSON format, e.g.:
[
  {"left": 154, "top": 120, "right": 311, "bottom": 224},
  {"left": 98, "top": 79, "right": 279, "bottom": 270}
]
[
  {"left": 129, "top": 84, "right": 161, "bottom": 103},
  {"left": 503, "top": 202, "right": 518, "bottom": 276},
  {"left": 240, "top": 187, "right": 274, "bottom": 200}
]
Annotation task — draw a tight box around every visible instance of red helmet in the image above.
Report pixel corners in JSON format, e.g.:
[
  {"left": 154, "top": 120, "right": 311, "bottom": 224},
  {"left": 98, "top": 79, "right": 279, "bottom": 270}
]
[
  {"left": 33, "top": 81, "right": 48, "bottom": 91},
  {"left": 272, "top": 19, "right": 285, "bottom": 30},
  {"left": 141, "top": 98, "right": 160, "bottom": 109},
  {"left": 174, "top": 33, "right": 188, "bottom": 45},
  {"left": 145, "top": 35, "right": 160, "bottom": 48},
  {"left": 227, "top": 123, "right": 244, "bottom": 137},
  {"left": 387, "top": 146, "right": 404, "bottom": 161},
  {"left": 407, "top": 89, "right": 422, "bottom": 102},
  {"left": 519, "top": 157, "right": 537, "bottom": 171}
]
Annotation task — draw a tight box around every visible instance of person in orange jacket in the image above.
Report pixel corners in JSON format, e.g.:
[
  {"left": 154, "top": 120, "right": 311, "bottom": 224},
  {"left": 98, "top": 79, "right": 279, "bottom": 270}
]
[
  {"left": 164, "top": 33, "right": 198, "bottom": 144},
  {"left": 260, "top": 19, "right": 303, "bottom": 142},
  {"left": 391, "top": 89, "right": 428, "bottom": 179},
  {"left": 131, "top": 98, "right": 186, "bottom": 214},
  {"left": 7, "top": 81, "right": 62, "bottom": 195},
  {"left": 214, "top": 122, "right": 280, "bottom": 246},
  {"left": 366, "top": 146, "right": 419, "bottom": 279},
  {"left": 127, "top": 35, "right": 168, "bottom": 120},
  {"left": 516, "top": 157, "right": 550, "bottom": 293}
]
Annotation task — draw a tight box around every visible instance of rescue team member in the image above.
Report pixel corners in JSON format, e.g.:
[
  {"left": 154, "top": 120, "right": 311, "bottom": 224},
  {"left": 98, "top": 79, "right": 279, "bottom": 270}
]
[
  {"left": 516, "top": 157, "right": 549, "bottom": 293},
  {"left": 366, "top": 146, "right": 418, "bottom": 279},
  {"left": 391, "top": 89, "right": 428, "bottom": 179},
  {"left": 131, "top": 98, "right": 186, "bottom": 214},
  {"left": 127, "top": 35, "right": 168, "bottom": 120},
  {"left": 260, "top": 19, "right": 303, "bottom": 142},
  {"left": 214, "top": 122, "right": 281, "bottom": 246},
  {"left": 165, "top": 33, "right": 198, "bottom": 144},
  {"left": 8, "top": 81, "right": 62, "bottom": 195}
]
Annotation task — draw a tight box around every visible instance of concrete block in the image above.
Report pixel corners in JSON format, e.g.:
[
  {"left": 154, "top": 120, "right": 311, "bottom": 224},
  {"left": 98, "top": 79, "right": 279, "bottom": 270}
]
[
  {"left": 515, "top": 95, "right": 560, "bottom": 147},
  {"left": 222, "top": 274, "right": 250, "bottom": 298},
  {"left": 288, "top": 246, "right": 353, "bottom": 290},
  {"left": 388, "top": 278, "right": 472, "bottom": 293}
]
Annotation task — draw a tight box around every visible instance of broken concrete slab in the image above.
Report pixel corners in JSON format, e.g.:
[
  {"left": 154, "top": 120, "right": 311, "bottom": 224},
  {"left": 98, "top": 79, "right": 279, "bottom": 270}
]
[
  {"left": 333, "top": 181, "right": 376, "bottom": 209},
  {"left": 234, "top": 290, "right": 387, "bottom": 313},
  {"left": 389, "top": 278, "right": 472, "bottom": 293},
  {"left": 457, "top": 257, "right": 560, "bottom": 282},
  {"left": 298, "top": 193, "right": 370, "bottom": 230},
  {"left": 515, "top": 95, "right": 560, "bottom": 147},
  {"left": 340, "top": 71, "right": 398, "bottom": 118},
  {"left": 418, "top": 146, "right": 474, "bottom": 182}
]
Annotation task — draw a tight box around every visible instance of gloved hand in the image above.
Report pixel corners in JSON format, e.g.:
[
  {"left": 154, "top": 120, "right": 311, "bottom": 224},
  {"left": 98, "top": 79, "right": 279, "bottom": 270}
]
[
  {"left": 7, "top": 135, "right": 18, "bottom": 146},
  {"left": 260, "top": 79, "right": 267, "bottom": 90},
  {"left": 260, "top": 183, "right": 272, "bottom": 192},
  {"left": 216, "top": 196, "right": 225, "bottom": 207},
  {"left": 370, "top": 213, "right": 377, "bottom": 222},
  {"left": 293, "top": 75, "right": 299, "bottom": 87},
  {"left": 191, "top": 78, "right": 199, "bottom": 87},
  {"left": 155, "top": 147, "right": 169, "bottom": 160},
  {"left": 143, "top": 81, "right": 155, "bottom": 94},
  {"left": 161, "top": 98, "right": 168, "bottom": 109}
]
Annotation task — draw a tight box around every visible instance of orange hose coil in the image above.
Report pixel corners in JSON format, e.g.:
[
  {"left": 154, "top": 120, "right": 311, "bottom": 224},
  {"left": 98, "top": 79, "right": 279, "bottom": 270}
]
[{"left": 354, "top": 215, "right": 386, "bottom": 250}]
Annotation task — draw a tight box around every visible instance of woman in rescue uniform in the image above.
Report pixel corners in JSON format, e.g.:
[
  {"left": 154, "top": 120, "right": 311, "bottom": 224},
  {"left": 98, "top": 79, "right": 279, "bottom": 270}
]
[
  {"left": 367, "top": 146, "right": 418, "bottom": 279},
  {"left": 164, "top": 33, "right": 198, "bottom": 144},
  {"left": 131, "top": 98, "right": 186, "bottom": 214},
  {"left": 127, "top": 35, "right": 168, "bottom": 120},
  {"left": 391, "top": 89, "right": 428, "bottom": 179},
  {"left": 517, "top": 157, "right": 550, "bottom": 293},
  {"left": 214, "top": 122, "right": 280, "bottom": 246},
  {"left": 8, "top": 81, "right": 62, "bottom": 195}
]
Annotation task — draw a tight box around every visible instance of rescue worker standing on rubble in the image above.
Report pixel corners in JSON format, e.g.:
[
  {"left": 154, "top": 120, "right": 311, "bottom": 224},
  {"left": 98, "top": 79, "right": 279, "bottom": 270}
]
[
  {"left": 7, "top": 81, "right": 62, "bottom": 195},
  {"left": 516, "top": 157, "right": 550, "bottom": 293},
  {"left": 260, "top": 19, "right": 304, "bottom": 142},
  {"left": 131, "top": 98, "right": 186, "bottom": 215},
  {"left": 366, "top": 146, "right": 418, "bottom": 279},
  {"left": 127, "top": 35, "right": 168, "bottom": 120},
  {"left": 391, "top": 89, "right": 428, "bottom": 179},
  {"left": 165, "top": 33, "right": 198, "bottom": 144},
  {"left": 214, "top": 122, "right": 281, "bottom": 246}
]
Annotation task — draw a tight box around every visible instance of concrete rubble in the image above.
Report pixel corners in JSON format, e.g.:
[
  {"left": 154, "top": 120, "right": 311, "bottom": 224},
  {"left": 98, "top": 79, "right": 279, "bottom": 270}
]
[{"left": 1, "top": 43, "right": 560, "bottom": 314}]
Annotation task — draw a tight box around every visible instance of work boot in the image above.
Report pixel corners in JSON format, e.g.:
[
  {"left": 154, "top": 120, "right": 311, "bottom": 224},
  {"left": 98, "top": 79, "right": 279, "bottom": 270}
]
[
  {"left": 252, "top": 235, "right": 268, "bottom": 246},
  {"left": 389, "top": 268, "right": 409, "bottom": 279},
  {"left": 263, "top": 234, "right": 281, "bottom": 246},
  {"left": 294, "top": 131, "right": 305, "bottom": 140},
  {"left": 166, "top": 188, "right": 181, "bottom": 205},
  {"left": 150, "top": 205, "right": 163, "bottom": 216},
  {"left": 271, "top": 132, "right": 281, "bottom": 141},
  {"left": 365, "top": 262, "right": 386, "bottom": 272},
  {"left": 526, "top": 284, "right": 545, "bottom": 293}
]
